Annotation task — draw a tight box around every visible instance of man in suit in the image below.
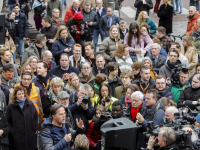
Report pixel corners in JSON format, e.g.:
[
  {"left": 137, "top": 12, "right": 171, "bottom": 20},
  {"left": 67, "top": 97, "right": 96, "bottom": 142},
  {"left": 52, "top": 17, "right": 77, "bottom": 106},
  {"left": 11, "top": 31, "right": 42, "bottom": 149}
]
[{"left": 92, "top": 0, "right": 107, "bottom": 51}]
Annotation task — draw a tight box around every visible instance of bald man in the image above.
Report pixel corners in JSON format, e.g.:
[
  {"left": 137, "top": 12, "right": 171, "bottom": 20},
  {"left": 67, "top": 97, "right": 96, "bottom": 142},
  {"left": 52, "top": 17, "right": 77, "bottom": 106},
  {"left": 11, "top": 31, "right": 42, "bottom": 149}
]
[{"left": 42, "top": 50, "right": 57, "bottom": 69}]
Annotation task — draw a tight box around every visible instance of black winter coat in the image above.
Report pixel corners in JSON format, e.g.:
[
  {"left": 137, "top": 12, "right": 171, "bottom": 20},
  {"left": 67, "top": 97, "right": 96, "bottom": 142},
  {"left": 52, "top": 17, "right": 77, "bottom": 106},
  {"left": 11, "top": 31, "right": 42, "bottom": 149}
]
[
  {"left": 34, "top": 4, "right": 46, "bottom": 18},
  {"left": 6, "top": 99, "right": 38, "bottom": 150},
  {"left": 92, "top": 7, "right": 107, "bottom": 30},
  {"left": 157, "top": 4, "right": 173, "bottom": 34},
  {"left": 16, "top": 10, "right": 29, "bottom": 39},
  {"left": 119, "top": 28, "right": 128, "bottom": 42},
  {"left": 5, "top": 17, "right": 16, "bottom": 44},
  {"left": 92, "top": 65, "right": 108, "bottom": 76},
  {"left": 149, "top": 54, "right": 167, "bottom": 74},
  {"left": 134, "top": 0, "right": 153, "bottom": 20},
  {"left": 40, "top": 25, "right": 58, "bottom": 51},
  {"left": 108, "top": 76, "right": 122, "bottom": 97},
  {"left": 177, "top": 86, "right": 200, "bottom": 110},
  {"left": 66, "top": 18, "right": 89, "bottom": 40},
  {"left": 81, "top": 9, "right": 99, "bottom": 36}
]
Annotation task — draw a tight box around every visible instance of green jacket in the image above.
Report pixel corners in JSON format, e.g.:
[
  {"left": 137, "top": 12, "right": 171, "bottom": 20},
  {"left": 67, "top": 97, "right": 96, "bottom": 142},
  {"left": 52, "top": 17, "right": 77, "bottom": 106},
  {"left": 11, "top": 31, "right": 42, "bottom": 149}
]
[{"left": 170, "top": 82, "right": 190, "bottom": 103}]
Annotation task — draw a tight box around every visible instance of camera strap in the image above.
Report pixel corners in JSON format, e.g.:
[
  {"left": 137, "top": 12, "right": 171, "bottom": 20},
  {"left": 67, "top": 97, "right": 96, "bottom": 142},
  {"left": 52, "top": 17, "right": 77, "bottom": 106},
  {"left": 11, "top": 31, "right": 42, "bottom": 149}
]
[{"left": 149, "top": 102, "right": 161, "bottom": 121}]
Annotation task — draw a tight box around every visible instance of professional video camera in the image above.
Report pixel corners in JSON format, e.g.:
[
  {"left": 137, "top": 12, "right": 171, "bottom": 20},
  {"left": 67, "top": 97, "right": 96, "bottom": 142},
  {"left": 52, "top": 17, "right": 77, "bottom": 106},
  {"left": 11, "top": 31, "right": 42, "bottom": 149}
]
[
  {"left": 171, "top": 67, "right": 188, "bottom": 84},
  {"left": 180, "top": 107, "right": 199, "bottom": 124}
]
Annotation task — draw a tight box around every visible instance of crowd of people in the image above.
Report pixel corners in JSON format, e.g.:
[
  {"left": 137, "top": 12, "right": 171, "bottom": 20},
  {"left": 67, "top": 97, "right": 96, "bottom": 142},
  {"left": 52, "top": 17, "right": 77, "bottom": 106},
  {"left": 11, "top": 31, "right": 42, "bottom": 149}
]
[{"left": 0, "top": 0, "right": 200, "bottom": 150}]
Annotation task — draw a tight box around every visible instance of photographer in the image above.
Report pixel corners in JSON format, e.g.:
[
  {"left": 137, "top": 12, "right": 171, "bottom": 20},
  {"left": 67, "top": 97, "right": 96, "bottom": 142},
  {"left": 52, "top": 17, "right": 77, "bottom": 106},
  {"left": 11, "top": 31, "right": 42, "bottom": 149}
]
[
  {"left": 145, "top": 127, "right": 176, "bottom": 150},
  {"left": 177, "top": 74, "right": 200, "bottom": 110},
  {"left": 165, "top": 106, "right": 179, "bottom": 123},
  {"left": 68, "top": 84, "right": 94, "bottom": 130},
  {"left": 94, "top": 101, "right": 124, "bottom": 131},
  {"left": 170, "top": 69, "right": 190, "bottom": 104}
]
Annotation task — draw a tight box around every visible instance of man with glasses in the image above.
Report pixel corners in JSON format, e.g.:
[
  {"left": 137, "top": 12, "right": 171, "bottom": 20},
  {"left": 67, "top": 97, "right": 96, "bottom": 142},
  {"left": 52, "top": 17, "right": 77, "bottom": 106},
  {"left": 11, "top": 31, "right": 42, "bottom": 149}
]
[
  {"left": 15, "top": 71, "right": 43, "bottom": 126},
  {"left": 69, "top": 44, "right": 86, "bottom": 71},
  {"left": 159, "top": 49, "right": 182, "bottom": 79},
  {"left": 68, "top": 84, "right": 94, "bottom": 130},
  {"left": 22, "top": 34, "right": 48, "bottom": 65},
  {"left": 42, "top": 50, "right": 57, "bottom": 69},
  {"left": 50, "top": 53, "right": 79, "bottom": 79},
  {"left": 79, "top": 62, "right": 95, "bottom": 84},
  {"left": 178, "top": 74, "right": 200, "bottom": 110},
  {"left": 155, "top": 75, "right": 174, "bottom": 100}
]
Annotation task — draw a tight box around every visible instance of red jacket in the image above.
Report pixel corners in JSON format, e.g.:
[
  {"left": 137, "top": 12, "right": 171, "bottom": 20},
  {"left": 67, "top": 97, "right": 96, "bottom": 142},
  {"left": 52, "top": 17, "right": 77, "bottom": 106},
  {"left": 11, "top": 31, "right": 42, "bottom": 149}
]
[
  {"left": 86, "top": 121, "right": 100, "bottom": 149},
  {"left": 64, "top": 5, "right": 82, "bottom": 24},
  {"left": 186, "top": 12, "right": 200, "bottom": 36}
]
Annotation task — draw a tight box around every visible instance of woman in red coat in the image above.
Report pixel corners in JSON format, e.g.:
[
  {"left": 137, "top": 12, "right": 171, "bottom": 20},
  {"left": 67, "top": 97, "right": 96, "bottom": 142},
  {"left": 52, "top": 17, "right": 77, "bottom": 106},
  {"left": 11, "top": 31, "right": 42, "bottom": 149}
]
[{"left": 86, "top": 105, "right": 106, "bottom": 149}]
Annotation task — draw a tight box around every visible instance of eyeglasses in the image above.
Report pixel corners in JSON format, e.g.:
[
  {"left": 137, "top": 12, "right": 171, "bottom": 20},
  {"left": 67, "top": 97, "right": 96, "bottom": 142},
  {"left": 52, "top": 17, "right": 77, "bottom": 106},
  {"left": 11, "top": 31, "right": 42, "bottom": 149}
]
[{"left": 82, "top": 68, "right": 90, "bottom": 70}]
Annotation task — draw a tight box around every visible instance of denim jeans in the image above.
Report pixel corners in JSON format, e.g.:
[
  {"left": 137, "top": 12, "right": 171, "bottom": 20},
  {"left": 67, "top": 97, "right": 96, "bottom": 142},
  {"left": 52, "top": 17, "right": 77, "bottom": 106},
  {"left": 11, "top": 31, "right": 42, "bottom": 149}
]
[
  {"left": 171, "top": 0, "right": 176, "bottom": 14},
  {"left": 16, "top": 37, "right": 24, "bottom": 56},
  {"left": 175, "top": 0, "right": 183, "bottom": 13},
  {"left": 62, "top": 0, "right": 66, "bottom": 6},
  {"left": 93, "top": 29, "right": 103, "bottom": 52},
  {"left": 190, "top": 0, "right": 199, "bottom": 11},
  {"left": 13, "top": 49, "right": 16, "bottom": 62},
  {"left": 9, "top": 5, "right": 13, "bottom": 12}
]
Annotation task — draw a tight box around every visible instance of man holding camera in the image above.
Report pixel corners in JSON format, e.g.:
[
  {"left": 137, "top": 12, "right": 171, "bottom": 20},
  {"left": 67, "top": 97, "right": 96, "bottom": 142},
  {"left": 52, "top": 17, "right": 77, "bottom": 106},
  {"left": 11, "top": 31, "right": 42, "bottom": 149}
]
[
  {"left": 165, "top": 106, "right": 179, "bottom": 123},
  {"left": 68, "top": 84, "right": 94, "bottom": 130},
  {"left": 178, "top": 74, "right": 200, "bottom": 110},
  {"left": 145, "top": 127, "right": 176, "bottom": 150}
]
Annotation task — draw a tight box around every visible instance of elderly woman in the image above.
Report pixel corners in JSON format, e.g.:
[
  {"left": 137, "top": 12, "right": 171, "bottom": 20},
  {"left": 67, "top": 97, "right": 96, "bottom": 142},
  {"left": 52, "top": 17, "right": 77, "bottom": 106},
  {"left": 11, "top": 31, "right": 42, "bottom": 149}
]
[
  {"left": 52, "top": 25, "right": 76, "bottom": 64},
  {"left": 181, "top": 36, "right": 198, "bottom": 77},
  {"left": 142, "top": 57, "right": 156, "bottom": 79},
  {"left": 6, "top": 86, "right": 38, "bottom": 150},
  {"left": 65, "top": 72, "right": 81, "bottom": 94},
  {"left": 99, "top": 25, "right": 123, "bottom": 62},
  {"left": 111, "top": 44, "right": 137, "bottom": 75},
  {"left": 43, "top": 77, "right": 65, "bottom": 117},
  {"left": 136, "top": 11, "right": 157, "bottom": 34},
  {"left": 26, "top": 56, "right": 39, "bottom": 76}
]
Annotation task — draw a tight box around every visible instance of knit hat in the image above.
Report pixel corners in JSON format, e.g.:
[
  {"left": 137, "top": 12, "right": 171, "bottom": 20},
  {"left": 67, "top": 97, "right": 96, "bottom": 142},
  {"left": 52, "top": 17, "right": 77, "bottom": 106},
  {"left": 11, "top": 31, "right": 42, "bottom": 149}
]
[
  {"left": 196, "top": 114, "right": 200, "bottom": 123},
  {"left": 74, "top": 12, "right": 83, "bottom": 20}
]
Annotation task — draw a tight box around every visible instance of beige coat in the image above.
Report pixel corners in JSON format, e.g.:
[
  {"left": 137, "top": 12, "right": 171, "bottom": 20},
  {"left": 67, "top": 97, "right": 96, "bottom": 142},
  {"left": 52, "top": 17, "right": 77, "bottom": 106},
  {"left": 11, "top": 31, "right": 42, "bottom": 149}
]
[
  {"left": 181, "top": 46, "right": 198, "bottom": 77},
  {"left": 4, "top": 37, "right": 16, "bottom": 63},
  {"left": 80, "top": 0, "right": 96, "bottom": 9}
]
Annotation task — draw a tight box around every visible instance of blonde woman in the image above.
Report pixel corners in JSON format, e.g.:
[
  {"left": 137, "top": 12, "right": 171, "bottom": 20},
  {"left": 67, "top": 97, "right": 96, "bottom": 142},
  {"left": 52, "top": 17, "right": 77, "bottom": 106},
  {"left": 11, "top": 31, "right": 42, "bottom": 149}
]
[
  {"left": 136, "top": 11, "right": 157, "bottom": 34},
  {"left": 26, "top": 56, "right": 39, "bottom": 76},
  {"left": 65, "top": 72, "right": 81, "bottom": 94},
  {"left": 19, "top": 63, "right": 35, "bottom": 81},
  {"left": 52, "top": 25, "right": 76, "bottom": 64},
  {"left": 99, "top": 25, "right": 123, "bottom": 62},
  {"left": 74, "top": 134, "right": 90, "bottom": 150},
  {"left": 157, "top": 0, "right": 173, "bottom": 34},
  {"left": 43, "top": 77, "right": 65, "bottom": 117},
  {"left": 181, "top": 36, "right": 198, "bottom": 77}
]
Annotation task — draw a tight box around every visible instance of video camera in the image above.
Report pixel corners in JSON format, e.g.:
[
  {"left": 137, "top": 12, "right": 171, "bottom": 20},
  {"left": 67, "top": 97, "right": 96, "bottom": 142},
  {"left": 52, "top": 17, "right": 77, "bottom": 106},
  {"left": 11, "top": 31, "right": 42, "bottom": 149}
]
[{"left": 171, "top": 67, "right": 188, "bottom": 84}]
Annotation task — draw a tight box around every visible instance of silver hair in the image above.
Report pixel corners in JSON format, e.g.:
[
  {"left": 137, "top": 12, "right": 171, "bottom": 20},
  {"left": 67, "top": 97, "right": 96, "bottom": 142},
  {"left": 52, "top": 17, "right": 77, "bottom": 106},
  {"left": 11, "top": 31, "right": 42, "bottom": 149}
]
[
  {"left": 189, "top": 6, "right": 196, "bottom": 12},
  {"left": 119, "top": 20, "right": 126, "bottom": 25},
  {"left": 43, "top": 50, "right": 52, "bottom": 57},
  {"left": 152, "top": 43, "right": 161, "bottom": 50},
  {"left": 52, "top": 8, "right": 60, "bottom": 14},
  {"left": 131, "top": 91, "right": 144, "bottom": 100},
  {"left": 159, "top": 127, "right": 176, "bottom": 145},
  {"left": 96, "top": 0, "right": 103, "bottom": 3},
  {"left": 142, "top": 57, "right": 152, "bottom": 66},
  {"left": 96, "top": 54, "right": 105, "bottom": 60},
  {"left": 165, "top": 106, "right": 178, "bottom": 116},
  {"left": 79, "top": 84, "right": 91, "bottom": 93},
  {"left": 73, "top": 0, "right": 80, "bottom": 4}
]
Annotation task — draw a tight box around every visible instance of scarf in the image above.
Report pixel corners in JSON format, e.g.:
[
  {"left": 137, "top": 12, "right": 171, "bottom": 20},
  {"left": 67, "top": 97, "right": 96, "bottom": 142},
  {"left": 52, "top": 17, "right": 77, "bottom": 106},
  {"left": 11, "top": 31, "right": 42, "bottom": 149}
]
[
  {"left": 37, "top": 72, "right": 50, "bottom": 85},
  {"left": 189, "top": 13, "right": 195, "bottom": 20},
  {"left": 167, "top": 60, "right": 178, "bottom": 69},
  {"left": 32, "top": 0, "right": 44, "bottom": 12},
  {"left": 125, "top": 96, "right": 132, "bottom": 107},
  {"left": 115, "top": 54, "right": 133, "bottom": 72},
  {"left": 16, "top": 97, "right": 26, "bottom": 109},
  {"left": 49, "top": 88, "right": 58, "bottom": 102},
  {"left": 21, "top": 82, "right": 32, "bottom": 96},
  {"left": 131, "top": 103, "right": 142, "bottom": 121},
  {"left": 106, "top": 14, "right": 113, "bottom": 28}
]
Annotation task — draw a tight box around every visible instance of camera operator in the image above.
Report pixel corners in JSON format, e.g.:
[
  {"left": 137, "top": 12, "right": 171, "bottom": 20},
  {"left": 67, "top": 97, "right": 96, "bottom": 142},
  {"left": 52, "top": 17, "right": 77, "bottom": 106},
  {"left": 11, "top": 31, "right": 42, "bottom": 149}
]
[
  {"left": 194, "top": 114, "right": 200, "bottom": 127},
  {"left": 145, "top": 127, "right": 176, "bottom": 150},
  {"left": 68, "top": 84, "right": 94, "bottom": 131},
  {"left": 94, "top": 101, "right": 124, "bottom": 131},
  {"left": 170, "top": 69, "right": 190, "bottom": 104},
  {"left": 135, "top": 89, "right": 165, "bottom": 149},
  {"left": 177, "top": 74, "right": 200, "bottom": 110},
  {"left": 165, "top": 106, "right": 179, "bottom": 123}
]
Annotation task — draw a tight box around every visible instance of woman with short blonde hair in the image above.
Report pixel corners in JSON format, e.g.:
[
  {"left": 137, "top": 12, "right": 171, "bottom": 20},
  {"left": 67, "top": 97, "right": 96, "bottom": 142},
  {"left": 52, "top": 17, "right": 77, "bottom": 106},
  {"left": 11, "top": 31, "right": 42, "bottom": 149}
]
[
  {"left": 75, "top": 134, "right": 89, "bottom": 150},
  {"left": 65, "top": 72, "right": 81, "bottom": 94}
]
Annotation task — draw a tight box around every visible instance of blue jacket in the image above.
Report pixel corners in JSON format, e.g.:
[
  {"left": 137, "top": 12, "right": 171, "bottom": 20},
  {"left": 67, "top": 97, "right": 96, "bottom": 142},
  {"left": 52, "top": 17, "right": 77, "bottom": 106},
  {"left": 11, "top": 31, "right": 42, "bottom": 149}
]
[
  {"left": 1, "top": 84, "right": 9, "bottom": 105},
  {"left": 157, "top": 87, "right": 174, "bottom": 100},
  {"left": 16, "top": 10, "right": 29, "bottom": 39},
  {"left": 8, "top": 0, "right": 16, "bottom": 5},
  {"left": 41, "top": 118, "right": 70, "bottom": 150},
  {"left": 146, "top": 47, "right": 168, "bottom": 57},
  {"left": 92, "top": 7, "right": 107, "bottom": 30},
  {"left": 99, "top": 14, "right": 120, "bottom": 39},
  {"left": 136, "top": 18, "right": 157, "bottom": 34},
  {"left": 149, "top": 54, "right": 167, "bottom": 74},
  {"left": 32, "top": 72, "right": 56, "bottom": 99},
  {"left": 68, "top": 92, "right": 94, "bottom": 130},
  {"left": 51, "top": 60, "right": 57, "bottom": 69},
  {"left": 50, "top": 65, "right": 80, "bottom": 79},
  {"left": 52, "top": 37, "right": 75, "bottom": 64}
]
